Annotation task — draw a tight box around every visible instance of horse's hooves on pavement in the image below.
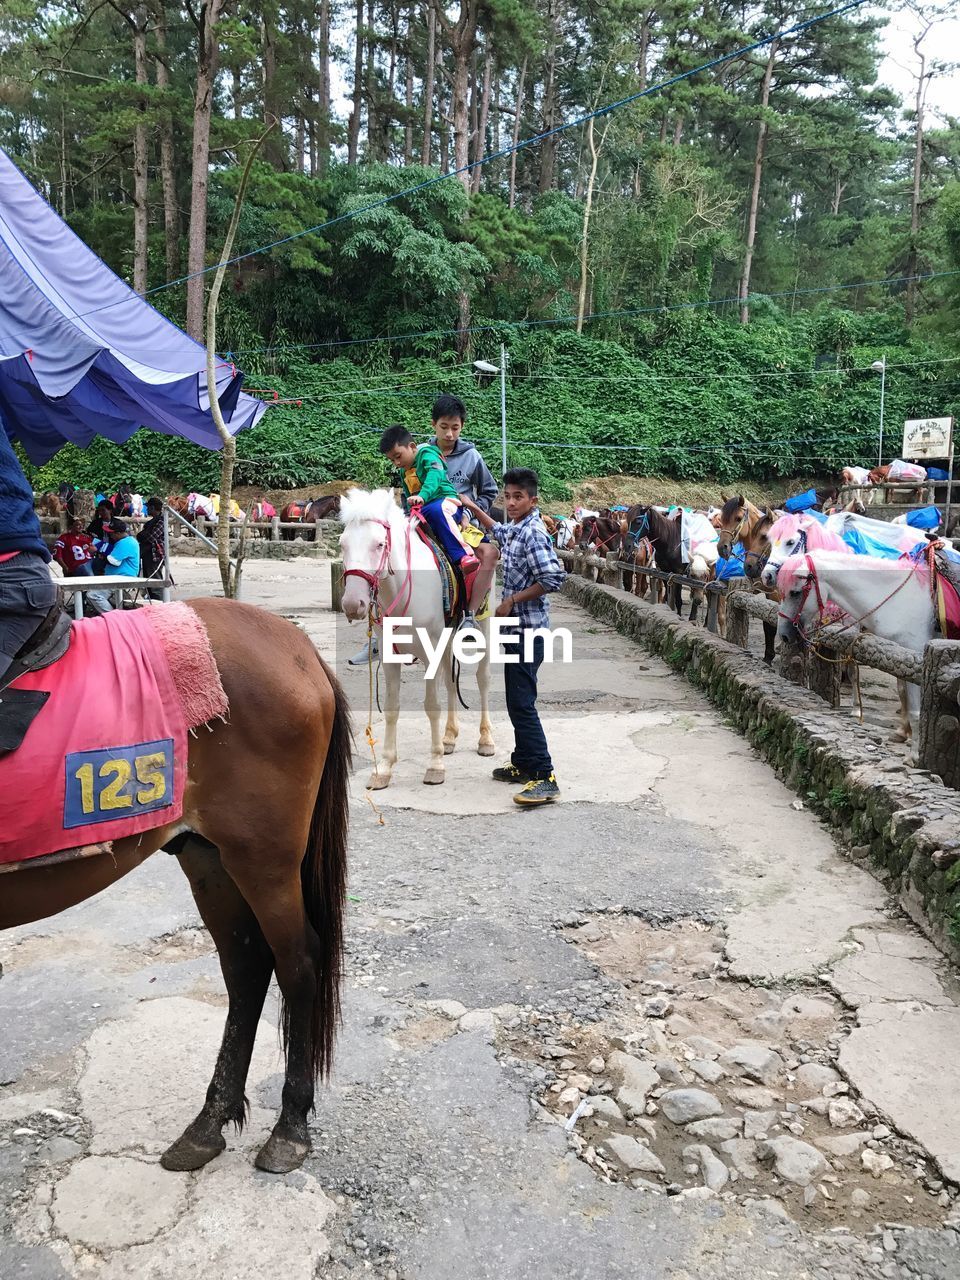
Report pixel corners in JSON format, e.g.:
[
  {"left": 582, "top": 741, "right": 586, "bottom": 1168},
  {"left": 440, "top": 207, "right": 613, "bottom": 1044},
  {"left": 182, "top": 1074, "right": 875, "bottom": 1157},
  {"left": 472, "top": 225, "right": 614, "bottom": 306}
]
[
  {"left": 368, "top": 773, "right": 391, "bottom": 790},
  {"left": 443, "top": 741, "right": 456, "bottom": 755},
  {"left": 255, "top": 1134, "right": 310, "bottom": 1175},
  {"left": 160, "top": 1133, "right": 226, "bottom": 1172},
  {"left": 423, "top": 768, "right": 445, "bottom": 785},
  {"left": 477, "top": 743, "right": 495, "bottom": 757}
]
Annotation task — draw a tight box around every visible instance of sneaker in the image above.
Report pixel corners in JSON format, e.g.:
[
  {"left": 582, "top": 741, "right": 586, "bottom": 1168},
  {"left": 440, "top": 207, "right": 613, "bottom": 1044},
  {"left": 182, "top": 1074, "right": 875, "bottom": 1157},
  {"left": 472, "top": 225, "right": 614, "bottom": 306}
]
[
  {"left": 513, "top": 774, "right": 560, "bottom": 806},
  {"left": 348, "top": 636, "right": 379, "bottom": 666},
  {"left": 492, "top": 762, "right": 530, "bottom": 783}
]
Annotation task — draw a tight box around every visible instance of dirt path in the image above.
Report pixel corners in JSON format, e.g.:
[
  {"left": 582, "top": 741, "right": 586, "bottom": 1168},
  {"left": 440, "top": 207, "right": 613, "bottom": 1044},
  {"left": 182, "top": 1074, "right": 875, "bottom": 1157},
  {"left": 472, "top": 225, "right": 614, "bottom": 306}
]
[{"left": 1, "top": 558, "right": 958, "bottom": 1280}]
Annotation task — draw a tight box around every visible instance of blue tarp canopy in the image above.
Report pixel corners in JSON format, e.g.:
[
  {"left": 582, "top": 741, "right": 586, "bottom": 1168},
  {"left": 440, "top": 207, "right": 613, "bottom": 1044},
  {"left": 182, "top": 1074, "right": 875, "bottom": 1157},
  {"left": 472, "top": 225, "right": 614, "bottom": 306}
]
[{"left": 0, "top": 147, "right": 265, "bottom": 464}]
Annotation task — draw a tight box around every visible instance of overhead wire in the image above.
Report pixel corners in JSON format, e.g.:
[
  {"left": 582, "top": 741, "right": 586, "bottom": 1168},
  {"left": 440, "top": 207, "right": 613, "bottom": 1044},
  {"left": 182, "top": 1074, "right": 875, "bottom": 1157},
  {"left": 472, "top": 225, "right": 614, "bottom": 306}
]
[{"left": 69, "top": 0, "right": 872, "bottom": 323}]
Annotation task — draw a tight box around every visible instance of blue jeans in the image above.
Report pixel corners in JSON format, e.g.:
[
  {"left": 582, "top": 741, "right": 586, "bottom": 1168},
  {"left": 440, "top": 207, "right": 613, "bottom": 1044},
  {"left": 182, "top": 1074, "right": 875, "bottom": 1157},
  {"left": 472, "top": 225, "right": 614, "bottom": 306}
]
[
  {"left": 0, "top": 551, "right": 58, "bottom": 681},
  {"left": 504, "top": 632, "right": 553, "bottom": 780},
  {"left": 421, "top": 499, "right": 469, "bottom": 565}
]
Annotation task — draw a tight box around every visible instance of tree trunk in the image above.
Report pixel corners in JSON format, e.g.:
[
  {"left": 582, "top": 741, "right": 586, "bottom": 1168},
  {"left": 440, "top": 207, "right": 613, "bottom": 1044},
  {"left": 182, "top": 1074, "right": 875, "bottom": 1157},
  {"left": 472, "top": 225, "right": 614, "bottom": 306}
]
[
  {"left": 317, "top": 0, "right": 331, "bottom": 173},
  {"left": 132, "top": 6, "right": 149, "bottom": 295},
  {"left": 432, "top": 0, "right": 478, "bottom": 190},
  {"left": 347, "top": 0, "right": 364, "bottom": 164},
  {"left": 422, "top": 4, "right": 436, "bottom": 165},
  {"left": 471, "top": 50, "right": 492, "bottom": 194},
  {"left": 906, "top": 25, "right": 932, "bottom": 325},
  {"left": 185, "top": 0, "right": 225, "bottom": 342},
  {"left": 404, "top": 39, "right": 414, "bottom": 163},
  {"left": 261, "top": 15, "right": 285, "bottom": 168},
  {"left": 538, "top": 0, "right": 559, "bottom": 194},
  {"left": 469, "top": 47, "right": 479, "bottom": 165},
  {"left": 365, "top": 0, "right": 378, "bottom": 159},
  {"left": 576, "top": 115, "right": 605, "bottom": 333},
  {"left": 508, "top": 55, "right": 526, "bottom": 208},
  {"left": 738, "top": 40, "right": 776, "bottom": 327},
  {"left": 152, "top": 5, "right": 179, "bottom": 283}
]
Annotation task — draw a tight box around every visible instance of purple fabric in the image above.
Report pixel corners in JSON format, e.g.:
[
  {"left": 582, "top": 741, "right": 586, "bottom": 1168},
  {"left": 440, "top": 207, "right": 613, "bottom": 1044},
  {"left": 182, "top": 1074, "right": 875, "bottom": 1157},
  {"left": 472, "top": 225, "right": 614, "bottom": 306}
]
[{"left": 0, "top": 148, "right": 265, "bottom": 463}]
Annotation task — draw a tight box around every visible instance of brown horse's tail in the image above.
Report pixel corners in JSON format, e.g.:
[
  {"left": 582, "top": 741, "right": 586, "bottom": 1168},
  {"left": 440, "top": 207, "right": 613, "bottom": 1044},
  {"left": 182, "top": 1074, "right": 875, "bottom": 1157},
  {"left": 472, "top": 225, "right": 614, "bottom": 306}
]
[{"left": 301, "top": 658, "right": 353, "bottom": 1081}]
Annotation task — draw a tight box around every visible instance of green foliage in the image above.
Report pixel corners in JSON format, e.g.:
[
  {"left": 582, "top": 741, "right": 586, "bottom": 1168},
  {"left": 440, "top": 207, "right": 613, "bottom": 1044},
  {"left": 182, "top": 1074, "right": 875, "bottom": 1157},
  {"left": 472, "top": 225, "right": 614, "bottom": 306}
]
[{"left": 24, "top": 307, "right": 959, "bottom": 504}]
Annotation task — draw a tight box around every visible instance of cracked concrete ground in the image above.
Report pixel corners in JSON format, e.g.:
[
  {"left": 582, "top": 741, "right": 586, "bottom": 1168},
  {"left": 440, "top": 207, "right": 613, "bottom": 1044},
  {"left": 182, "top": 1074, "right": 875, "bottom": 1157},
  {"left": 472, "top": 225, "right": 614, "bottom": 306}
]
[{"left": 1, "top": 557, "right": 958, "bottom": 1278}]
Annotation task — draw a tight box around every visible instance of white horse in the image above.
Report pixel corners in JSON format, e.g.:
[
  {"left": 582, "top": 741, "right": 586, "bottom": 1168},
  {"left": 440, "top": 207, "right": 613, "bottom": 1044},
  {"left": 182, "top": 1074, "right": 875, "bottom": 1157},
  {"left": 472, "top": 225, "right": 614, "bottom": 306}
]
[
  {"left": 339, "top": 488, "right": 495, "bottom": 788},
  {"left": 776, "top": 549, "right": 935, "bottom": 741}
]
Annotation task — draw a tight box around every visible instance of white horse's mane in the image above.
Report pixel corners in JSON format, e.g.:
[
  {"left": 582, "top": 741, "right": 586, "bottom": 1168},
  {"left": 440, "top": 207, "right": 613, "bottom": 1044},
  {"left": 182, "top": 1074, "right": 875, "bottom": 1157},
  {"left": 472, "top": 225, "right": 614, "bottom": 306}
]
[{"left": 339, "top": 487, "right": 402, "bottom": 526}]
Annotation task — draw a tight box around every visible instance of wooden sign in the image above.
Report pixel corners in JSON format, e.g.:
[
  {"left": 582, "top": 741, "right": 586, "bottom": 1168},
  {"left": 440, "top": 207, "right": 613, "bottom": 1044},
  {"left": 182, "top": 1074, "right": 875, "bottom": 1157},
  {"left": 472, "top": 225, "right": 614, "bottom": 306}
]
[{"left": 902, "top": 416, "right": 953, "bottom": 461}]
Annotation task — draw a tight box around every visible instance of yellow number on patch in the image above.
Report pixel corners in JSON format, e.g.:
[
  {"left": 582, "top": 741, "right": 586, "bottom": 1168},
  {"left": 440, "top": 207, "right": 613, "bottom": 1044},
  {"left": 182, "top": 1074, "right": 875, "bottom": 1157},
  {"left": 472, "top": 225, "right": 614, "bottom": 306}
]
[
  {"left": 75, "top": 762, "right": 96, "bottom": 815},
  {"left": 99, "top": 758, "right": 133, "bottom": 810},
  {"left": 135, "top": 751, "right": 167, "bottom": 804}
]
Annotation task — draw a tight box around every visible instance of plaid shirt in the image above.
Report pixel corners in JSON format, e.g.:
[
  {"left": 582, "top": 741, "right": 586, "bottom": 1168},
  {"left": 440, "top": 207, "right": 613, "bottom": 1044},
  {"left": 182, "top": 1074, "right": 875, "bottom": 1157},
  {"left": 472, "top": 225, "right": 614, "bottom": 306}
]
[{"left": 490, "top": 510, "right": 565, "bottom": 628}]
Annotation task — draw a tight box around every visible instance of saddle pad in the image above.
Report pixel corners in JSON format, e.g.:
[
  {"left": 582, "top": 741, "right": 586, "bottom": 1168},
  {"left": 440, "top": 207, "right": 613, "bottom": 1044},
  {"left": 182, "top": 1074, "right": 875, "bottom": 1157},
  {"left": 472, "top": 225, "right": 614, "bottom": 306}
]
[
  {"left": 1, "top": 608, "right": 193, "bottom": 864},
  {"left": 935, "top": 550, "right": 960, "bottom": 640}
]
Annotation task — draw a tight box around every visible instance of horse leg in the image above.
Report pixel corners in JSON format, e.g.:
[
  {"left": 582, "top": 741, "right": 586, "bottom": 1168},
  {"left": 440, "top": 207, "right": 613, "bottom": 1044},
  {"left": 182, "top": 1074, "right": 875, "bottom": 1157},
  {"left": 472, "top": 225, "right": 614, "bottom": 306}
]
[
  {"left": 369, "top": 660, "right": 400, "bottom": 789},
  {"left": 475, "top": 625, "right": 495, "bottom": 757},
  {"left": 422, "top": 665, "right": 446, "bottom": 785},
  {"left": 443, "top": 653, "right": 459, "bottom": 755},
  {"left": 762, "top": 620, "right": 776, "bottom": 666},
  {"left": 160, "top": 836, "right": 274, "bottom": 1172},
  {"left": 893, "top": 678, "right": 918, "bottom": 746},
  {"left": 213, "top": 848, "right": 322, "bottom": 1174}
]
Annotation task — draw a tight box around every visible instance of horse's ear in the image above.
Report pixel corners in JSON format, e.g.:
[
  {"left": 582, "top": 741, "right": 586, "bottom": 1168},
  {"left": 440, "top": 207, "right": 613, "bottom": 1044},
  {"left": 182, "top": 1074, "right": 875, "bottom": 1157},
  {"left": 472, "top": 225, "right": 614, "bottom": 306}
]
[
  {"left": 738, "top": 494, "right": 745, "bottom": 506},
  {"left": 720, "top": 492, "right": 728, "bottom": 503}
]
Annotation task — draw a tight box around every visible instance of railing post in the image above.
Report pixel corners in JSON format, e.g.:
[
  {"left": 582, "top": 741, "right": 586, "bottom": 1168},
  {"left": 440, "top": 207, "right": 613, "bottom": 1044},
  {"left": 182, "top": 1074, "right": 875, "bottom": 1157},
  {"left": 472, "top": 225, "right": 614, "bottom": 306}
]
[
  {"left": 918, "top": 639, "right": 960, "bottom": 788},
  {"left": 807, "top": 649, "right": 843, "bottom": 708},
  {"left": 725, "top": 590, "right": 750, "bottom": 649},
  {"left": 602, "top": 556, "right": 618, "bottom": 588},
  {"left": 314, "top": 517, "right": 323, "bottom": 546},
  {"left": 705, "top": 588, "right": 720, "bottom": 634},
  {"left": 271, "top": 516, "right": 280, "bottom": 542},
  {"left": 330, "top": 559, "right": 344, "bottom": 613}
]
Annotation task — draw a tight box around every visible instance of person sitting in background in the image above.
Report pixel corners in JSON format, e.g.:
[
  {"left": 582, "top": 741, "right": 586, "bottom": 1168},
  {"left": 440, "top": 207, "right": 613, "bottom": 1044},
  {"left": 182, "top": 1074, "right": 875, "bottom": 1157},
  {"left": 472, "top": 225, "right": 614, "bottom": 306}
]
[
  {"left": 137, "top": 498, "right": 166, "bottom": 600},
  {"left": 86, "top": 519, "right": 141, "bottom": 615},
  {"left": 86, "top": 499, "right": 115, "bottom": 546},
  {"left": 53, "top": 518, "right": 95, "bottom": 577},
  {"left": 110, "top": 483, "right": 133, "bottom": 516}
]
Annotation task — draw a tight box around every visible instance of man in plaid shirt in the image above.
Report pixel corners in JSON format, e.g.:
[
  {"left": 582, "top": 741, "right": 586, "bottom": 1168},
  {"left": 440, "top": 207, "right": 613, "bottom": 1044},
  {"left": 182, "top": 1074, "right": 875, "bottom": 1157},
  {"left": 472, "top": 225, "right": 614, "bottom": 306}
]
[{"left": 463, "top": 468, "right": 565, "bottom": 805}]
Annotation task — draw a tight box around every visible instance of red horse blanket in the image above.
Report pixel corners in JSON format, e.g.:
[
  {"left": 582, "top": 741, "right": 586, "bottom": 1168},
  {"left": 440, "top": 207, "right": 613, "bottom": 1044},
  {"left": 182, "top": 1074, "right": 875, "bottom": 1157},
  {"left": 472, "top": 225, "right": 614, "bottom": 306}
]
[{"left": 1, "top": 603, "right": 227, "bottom": 865}]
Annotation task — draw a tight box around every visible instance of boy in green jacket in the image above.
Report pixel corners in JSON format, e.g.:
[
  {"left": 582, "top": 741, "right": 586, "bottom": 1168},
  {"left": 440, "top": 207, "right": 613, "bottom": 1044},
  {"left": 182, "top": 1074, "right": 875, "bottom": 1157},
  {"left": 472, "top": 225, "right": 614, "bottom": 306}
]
[{"left": 379, "top": 425, "right": 479, "bottom": 575}]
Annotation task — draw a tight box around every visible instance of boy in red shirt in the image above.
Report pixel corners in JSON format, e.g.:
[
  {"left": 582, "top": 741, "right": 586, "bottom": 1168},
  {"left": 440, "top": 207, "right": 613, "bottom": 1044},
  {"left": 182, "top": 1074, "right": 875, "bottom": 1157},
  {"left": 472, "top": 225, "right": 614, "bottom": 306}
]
[{"left": 54, "top": 518, "right": 95, "bottom": 577}]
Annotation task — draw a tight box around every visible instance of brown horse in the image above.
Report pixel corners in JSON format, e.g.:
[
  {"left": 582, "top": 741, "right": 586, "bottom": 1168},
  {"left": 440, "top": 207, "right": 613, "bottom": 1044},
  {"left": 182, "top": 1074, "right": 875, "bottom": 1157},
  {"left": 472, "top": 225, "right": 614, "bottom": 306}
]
[
  {"left": 1, "top": 598, "right": 351, "bottom": 1176},
  {"left": 279, "top": 497, "right": 339, "bottom": 541},
  {"left": 716, "top": 495, "right": 780, "bottom": 664},
  {"left": 577, "top": 511, "right": 623, "bottom": 583}
]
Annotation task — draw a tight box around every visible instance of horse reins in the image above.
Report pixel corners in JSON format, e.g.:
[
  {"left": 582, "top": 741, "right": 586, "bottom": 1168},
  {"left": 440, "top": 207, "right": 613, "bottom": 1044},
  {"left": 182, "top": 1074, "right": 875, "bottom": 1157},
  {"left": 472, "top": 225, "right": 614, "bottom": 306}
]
[{"left": 778, "top": 550, "right": 923, "bottom": 644}]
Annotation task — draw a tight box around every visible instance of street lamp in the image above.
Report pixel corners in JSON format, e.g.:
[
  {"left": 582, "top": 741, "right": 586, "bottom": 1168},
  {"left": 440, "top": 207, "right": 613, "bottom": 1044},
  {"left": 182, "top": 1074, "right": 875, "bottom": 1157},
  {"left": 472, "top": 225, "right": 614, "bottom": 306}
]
[
  {"left": 871, "top": 357, "right": 886, "bottom": 468},
  {"left": 474, "top": 344, "right": 508, "bottom": 477}
]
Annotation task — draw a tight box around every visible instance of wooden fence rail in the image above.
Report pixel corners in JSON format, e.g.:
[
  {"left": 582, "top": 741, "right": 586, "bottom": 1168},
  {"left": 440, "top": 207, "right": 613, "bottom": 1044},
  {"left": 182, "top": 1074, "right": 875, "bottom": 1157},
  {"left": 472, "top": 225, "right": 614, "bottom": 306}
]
[
  {"left": 560, "top": 547, "right": 960, "bottom": 790},
  {"left": 38, "top": 514, "right": 340, "bottom": 542}
]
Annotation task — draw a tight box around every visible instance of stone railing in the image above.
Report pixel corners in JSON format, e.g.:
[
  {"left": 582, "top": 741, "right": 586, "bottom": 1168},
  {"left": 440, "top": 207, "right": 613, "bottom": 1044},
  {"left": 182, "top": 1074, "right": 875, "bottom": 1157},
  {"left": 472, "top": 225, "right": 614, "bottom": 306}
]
[
  {"left": 560, "top": 571, "right": 960, "bottom": 965},
  {"left": 560, "top": 549, "right": 960, "bottom": 793}
]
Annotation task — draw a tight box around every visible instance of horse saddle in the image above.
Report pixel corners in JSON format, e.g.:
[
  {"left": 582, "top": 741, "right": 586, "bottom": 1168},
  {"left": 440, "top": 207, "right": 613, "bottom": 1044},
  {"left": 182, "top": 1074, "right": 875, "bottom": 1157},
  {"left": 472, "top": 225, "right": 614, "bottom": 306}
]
[{"left": 0, "top": 601, "right": 72, "bottom": 753}]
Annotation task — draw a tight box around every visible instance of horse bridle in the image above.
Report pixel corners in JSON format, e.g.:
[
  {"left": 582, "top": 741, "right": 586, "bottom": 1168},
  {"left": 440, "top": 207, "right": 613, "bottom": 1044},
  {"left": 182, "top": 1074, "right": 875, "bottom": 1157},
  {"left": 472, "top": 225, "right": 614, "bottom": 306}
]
[
  {"left": 342, "top": 516, "right": 418, "bottom": 620},
  {"left": 777, "top": 553, "right": 825, "bottom": 639}
]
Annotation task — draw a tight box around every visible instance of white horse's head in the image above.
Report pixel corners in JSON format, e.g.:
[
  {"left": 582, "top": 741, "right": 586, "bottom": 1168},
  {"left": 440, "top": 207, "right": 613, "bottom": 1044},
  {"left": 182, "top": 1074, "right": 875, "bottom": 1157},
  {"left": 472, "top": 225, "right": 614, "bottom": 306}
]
[
  {"left": 339, "top": 488, "right": 401, "bottom": 621},
  {"left": 761, "top": 515, "right": 847, "bottom": 590},
  {"left": 775, "top": 555, "right": 819, "bottom": 641}
]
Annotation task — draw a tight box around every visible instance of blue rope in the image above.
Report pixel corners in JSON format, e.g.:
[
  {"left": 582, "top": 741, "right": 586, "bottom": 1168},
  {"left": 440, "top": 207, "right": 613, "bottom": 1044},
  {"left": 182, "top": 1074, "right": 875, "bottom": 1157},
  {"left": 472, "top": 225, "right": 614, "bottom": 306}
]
[{"left": 85, "top": 0, "right": 872, "bottom": 316}]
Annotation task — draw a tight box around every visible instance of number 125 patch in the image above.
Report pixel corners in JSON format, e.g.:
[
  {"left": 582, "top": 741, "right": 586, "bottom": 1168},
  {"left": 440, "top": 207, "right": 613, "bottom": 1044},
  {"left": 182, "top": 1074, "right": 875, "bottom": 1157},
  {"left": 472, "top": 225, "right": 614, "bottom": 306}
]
[{"left": 64, "top": 738, "right": 175, "bottom": 829}]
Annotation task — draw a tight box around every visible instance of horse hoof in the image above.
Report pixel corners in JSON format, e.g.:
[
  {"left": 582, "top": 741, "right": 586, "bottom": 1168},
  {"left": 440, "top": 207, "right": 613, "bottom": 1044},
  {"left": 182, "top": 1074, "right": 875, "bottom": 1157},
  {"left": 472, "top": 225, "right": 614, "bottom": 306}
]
[
  {"left": 367, "top": 773, "right": 391, "bottom": 790},
  {"left": 423, "top": 768, "right": 445, "bottom": 785},
  {"left": 160, "top": 1133, "right": 225, "bottom": 1172},
  {"left": 443, "top": 741, "right": 456, "bottom": 755},
  {"left": 477, "top": 743, "right": 495, "bottom": 757},
  {"left": 255, "top": 1134, "right": 310, "bottom": 1175}
]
